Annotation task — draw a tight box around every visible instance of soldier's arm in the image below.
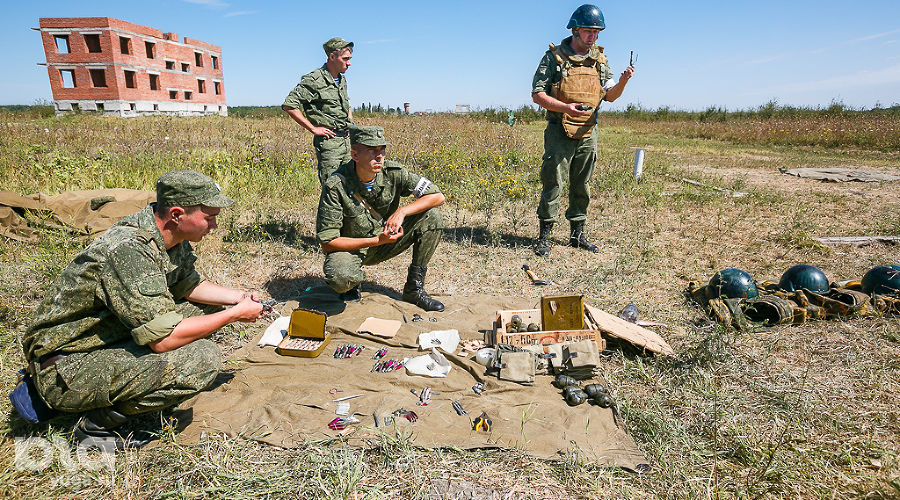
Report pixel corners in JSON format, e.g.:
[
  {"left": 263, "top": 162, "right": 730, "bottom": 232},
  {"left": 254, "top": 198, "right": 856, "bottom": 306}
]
[
  {"left": 282, "top": 80, "right": 336, "bottom": 138},
  {"left": 282, "top": 106, "right": 336, "bottom": 139},
  {"left": 603, "top": 65, "right": 635, "bottom": 103},
  {"left": 532, "top": 92, "right": 589, "bottom": 117},
  {"left": 383, "top": 193, "right": 444, "bottom": 235},
  {"left": 148, "top": 297, "right": 263, "bottom": 353},
  {"left": 183, "top": 280, "right": 254, "bottom": 306}
]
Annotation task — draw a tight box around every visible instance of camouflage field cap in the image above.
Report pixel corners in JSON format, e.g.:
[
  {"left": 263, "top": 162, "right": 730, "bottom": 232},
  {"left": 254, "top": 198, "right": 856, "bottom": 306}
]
[
  {"left": 323, "top": 37, "right": 354, "bottom": 54},
  {"left": 350, "top": 126, "right": 391, "bottom": 147},
  {"left": 156, "top": 170, "right": 234, "bottom": 208}
]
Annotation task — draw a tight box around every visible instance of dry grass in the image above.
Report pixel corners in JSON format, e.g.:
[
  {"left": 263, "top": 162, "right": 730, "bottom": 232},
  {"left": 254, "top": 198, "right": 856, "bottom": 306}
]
[{"left": 1, "top": 111, "right": 899, "bottom": 498}]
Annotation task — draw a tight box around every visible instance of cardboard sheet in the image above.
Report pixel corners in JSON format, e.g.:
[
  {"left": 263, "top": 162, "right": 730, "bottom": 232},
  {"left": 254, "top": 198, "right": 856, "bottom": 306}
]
[
  {"left": 356, "top": 317, "right": 402, "bottom": 339},
  {"left": 174, "top": 286, "right": 647, "bottom": 469}
]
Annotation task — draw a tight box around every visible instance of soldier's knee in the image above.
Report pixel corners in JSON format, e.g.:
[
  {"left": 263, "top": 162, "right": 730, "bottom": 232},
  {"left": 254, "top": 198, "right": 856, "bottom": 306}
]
[
  {"left": 422, "top": 207, "right": 443, "bottom": 229},
  {"left": 179, "top": 339, "right": 221, "bottom": 390},
  {"left": 324, "top": 269, "right": 362, "bottom": 293}
]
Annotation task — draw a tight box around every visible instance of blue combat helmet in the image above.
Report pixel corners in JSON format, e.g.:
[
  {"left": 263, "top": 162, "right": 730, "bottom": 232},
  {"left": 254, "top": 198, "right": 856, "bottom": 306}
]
[{"left": 567, "top": 4, "right": 606, "bottom": 30}]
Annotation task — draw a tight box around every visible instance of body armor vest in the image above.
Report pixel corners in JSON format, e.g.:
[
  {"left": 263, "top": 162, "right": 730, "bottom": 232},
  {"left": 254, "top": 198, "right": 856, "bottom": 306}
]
[{"left": 549, "top": 43, "right": 607, "bottom": 139}]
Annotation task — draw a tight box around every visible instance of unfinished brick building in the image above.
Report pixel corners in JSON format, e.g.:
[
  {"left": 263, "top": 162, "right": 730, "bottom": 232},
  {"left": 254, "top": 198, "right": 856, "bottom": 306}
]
[{"left": 36, "top": 17, "right": 226, "bottom": 116}]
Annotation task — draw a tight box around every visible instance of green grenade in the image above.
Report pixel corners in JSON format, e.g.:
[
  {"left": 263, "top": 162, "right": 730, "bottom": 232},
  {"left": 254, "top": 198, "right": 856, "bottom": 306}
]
[
  {"left": 583, "top": 384, "right": 607, "bottom": 398},
  {"left": 526, "top": 323, "right": 540, "bottom": 332},
  {"left": 563, "top": 387, "right": 588, "bottom": 406},
  {"left": 592, "top": 393, "right": 613, "bottom": 408},
  {"left": 510, "top": 315, "right": 522, "bottom": 328},
  {"left": 553, "top": 374, "right": 578, "bottom": 389}
]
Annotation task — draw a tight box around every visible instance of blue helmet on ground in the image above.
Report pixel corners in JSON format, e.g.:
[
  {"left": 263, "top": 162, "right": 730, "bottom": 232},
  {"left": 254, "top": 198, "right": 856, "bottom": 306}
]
[
  {"left": 710, "top": 268, "right": 759, "bottom": 299},
  {"left": 861, "top": 264, "right": 900, "bottom": 295},
  {"left": 779, "top": 264, "right": 830, "bottom": 293},
  {"left": 567, "top": 4, "right": 606, "bottom": 30}
]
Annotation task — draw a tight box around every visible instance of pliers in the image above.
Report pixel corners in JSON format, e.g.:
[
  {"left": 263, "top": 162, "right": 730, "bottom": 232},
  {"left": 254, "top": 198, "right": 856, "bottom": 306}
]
[{"left": 473, "top": 411, "right": 492, "bottom": 432}]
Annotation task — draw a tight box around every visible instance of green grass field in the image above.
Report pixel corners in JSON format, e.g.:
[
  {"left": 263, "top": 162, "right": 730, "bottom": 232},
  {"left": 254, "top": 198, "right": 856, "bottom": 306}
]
[{"left": 1, "top": 110, "right": 898, "bottom": 498}]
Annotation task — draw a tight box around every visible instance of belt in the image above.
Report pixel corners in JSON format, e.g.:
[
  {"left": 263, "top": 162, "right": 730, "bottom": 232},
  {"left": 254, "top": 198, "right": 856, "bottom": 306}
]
[
  {"left": 547, "top": 120, "right": 560, "bottom": 125},
  {"left": 38, "top": 353, "right": 66, "bottom": 371},
  {"left": 332, "top": 129, "right": 350, "bottom": 138}
]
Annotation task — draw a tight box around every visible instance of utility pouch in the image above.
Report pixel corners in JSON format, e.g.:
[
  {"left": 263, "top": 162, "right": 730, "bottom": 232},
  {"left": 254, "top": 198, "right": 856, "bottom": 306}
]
[
  {"left": 743, "top": 295, "right": 795, "bottom": 326},
  {"left": 545, "top": 343, "right": 566, "bottom": 374},
  {"left": 562, "top": 340, "right": 600, "bottom": 379},
  {"left": 519, "top": 345, "right": 552, "bottom": 372},
  {"left": 497, "top": 351, "right": 535, "bottom": 385},
  {"left": 9, "top": 369, "right": 56, "bottom": 424}
]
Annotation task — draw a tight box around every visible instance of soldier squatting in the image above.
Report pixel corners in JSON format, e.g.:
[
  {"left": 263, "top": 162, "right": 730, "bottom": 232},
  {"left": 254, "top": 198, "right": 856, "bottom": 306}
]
[{"left": 12, "top": 5, "right": 634, "bottom": 448}]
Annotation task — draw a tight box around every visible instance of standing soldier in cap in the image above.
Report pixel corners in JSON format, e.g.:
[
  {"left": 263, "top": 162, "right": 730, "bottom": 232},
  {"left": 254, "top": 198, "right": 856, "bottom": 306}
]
[
  {"left": 316, "top": 126, "right": 446, "bottom": 312},
  {"left": 282, "top": 37, "right": 355, "bottom": 185},
  {"left": 16, "top": 170, "right": 265, "bottom": 447},
  {"left": 531, "top": 4, "right": 635, "bottom": 256}
]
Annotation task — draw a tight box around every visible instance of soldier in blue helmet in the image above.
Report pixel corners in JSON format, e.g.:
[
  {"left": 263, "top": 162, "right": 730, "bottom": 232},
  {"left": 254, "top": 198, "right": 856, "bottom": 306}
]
[{"left": 531, "top": 4, "right": 635, "bottom": 257}]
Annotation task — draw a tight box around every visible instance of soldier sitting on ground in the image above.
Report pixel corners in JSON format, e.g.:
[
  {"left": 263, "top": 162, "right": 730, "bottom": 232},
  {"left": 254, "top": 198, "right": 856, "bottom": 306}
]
[
  {"left": 316, "top": 126, "right": 446, "bottom": 312},
  {"left": 18, "top": 171, "right": 265, "bottom": 447}
]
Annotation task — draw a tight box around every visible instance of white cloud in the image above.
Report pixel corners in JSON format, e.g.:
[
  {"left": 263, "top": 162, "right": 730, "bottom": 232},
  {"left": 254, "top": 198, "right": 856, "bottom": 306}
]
[
  {"left": 747, "top": 63, "right": 900, "bottom": 95},
  {"left": 224, "top": 10, "right": 256, "bottom": 17},
  {"left": 183, "top": 0, "right": 229, "bottom": 8}
]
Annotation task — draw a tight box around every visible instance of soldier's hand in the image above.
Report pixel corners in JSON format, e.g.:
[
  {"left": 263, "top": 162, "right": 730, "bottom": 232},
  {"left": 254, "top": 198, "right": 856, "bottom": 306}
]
[
  {"left": 621, "top": 66, "right": 635, "bottom": 81},
  {"left": 384, "top": 212, "right": 406, "bottom": 236},
  {"left": 564, "top": 102, "right": 592, "bottom": 118},
  {"left": 312, "top": 126, "right": 336, "bottom": 139},
  {"left": 232, "top": 295, "right": 265, "bottom": 322},
  {"left": 376, "top": 226, "right": 404, "bottom": 245}
]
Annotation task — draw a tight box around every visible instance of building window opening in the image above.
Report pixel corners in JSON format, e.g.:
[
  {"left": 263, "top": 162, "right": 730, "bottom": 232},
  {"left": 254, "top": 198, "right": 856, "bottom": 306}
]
[
  {"left": 181, "top": 62, "right": 190, "bottom": 72},
  {"left": 84, "top": 34, "right": 101, "bottom": 53},
  {"left": 145, "top": 41, "right": 155, "bottom": 58},
  {"left": 119, "top": 36, "right": 131, "bottom": 55},
  {"left": 124, "top": 70, "right": 136, "bottom": 89},
  {"left": 165, "top": 60, "right": 175, "bottom": 70},
  {"left": 197, "top": 79, "right": 205, "bottom": 93},
  {"left": 169, "top": 90, "right": 178, "bottom": 100},
  {"left": 184, "top": 91, "right": 193, "bottom": 100},
  {"left": 95, "top": 102, "right": 104, "bottom": 113},
  {"left": 54, "top": 35, "right": 70, "bottom": 54},
  {"left": 60, "top": 69, "right": 76, "bottom": 88},
  {"left": 153, "top": 104, "right": 159, "bottom": 111},
  {"left": 129, "top": 102, "right": 136, "bottom": 111},
  {"left": 194, "top": 52, "right": 203, "bottom": 67},
  {"left": 203, "top": 105, "right": 208, "bottom": 112},
  {"left": 89, "top": 68, "right": 107, "bottom": 88},
  {"left": 71, "top": 103, "right": 80, "bottom": 112},
  {"left": 211, "top": 55, "right": 218, "bottom": 69},
  {"left": 214, "top": 81, "right": 221, "bottom": 95},
  {"left": 149, "top": 74, "right": 159, "bottom": 90}
]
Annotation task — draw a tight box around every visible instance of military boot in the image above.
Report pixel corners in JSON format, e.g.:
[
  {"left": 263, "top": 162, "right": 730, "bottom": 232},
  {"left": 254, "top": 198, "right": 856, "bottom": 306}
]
[
  {"left": 74, "top": 407, "right": 153, "bottom": 450},
  {"left": 402, "top": 266, "right": 444, "bottom": 312},
  {"left": 569, "top": 221, "right": 599, "bottom": 253},
  {"left": 534, "top": 221, "right": 554, "bottom": 257},
  {"left": 338, "top": 286, "right": 361, "bottom": 303}
]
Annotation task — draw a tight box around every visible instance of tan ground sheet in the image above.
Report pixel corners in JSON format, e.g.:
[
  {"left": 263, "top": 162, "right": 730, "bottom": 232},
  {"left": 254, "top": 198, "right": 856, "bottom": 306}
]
[
  {"left": 0, "top": 189, "right": 155, "bottom": 241},
  {"left": 174, "top": 286, "right": 648, "bottom": 469},
  {"left": 784, "top": 167, "right": 900, "bottom": 182}
]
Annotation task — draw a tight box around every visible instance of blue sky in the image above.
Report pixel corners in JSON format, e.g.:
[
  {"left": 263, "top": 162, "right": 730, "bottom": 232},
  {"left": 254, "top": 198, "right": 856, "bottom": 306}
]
[{"left": 2, "top": 0, "right": 899, "bottom": 111}]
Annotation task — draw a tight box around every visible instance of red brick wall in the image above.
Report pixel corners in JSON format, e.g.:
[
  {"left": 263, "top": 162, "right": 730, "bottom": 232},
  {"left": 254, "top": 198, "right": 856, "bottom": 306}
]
[{"left": 40, "top": 17, "right": 225, "bottom": 106}]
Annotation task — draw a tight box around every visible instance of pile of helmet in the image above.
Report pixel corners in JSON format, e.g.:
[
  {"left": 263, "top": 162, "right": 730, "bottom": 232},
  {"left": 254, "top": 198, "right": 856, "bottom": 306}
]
[{"left": 687, "top": 264, "right": 900, "bottom": 329}]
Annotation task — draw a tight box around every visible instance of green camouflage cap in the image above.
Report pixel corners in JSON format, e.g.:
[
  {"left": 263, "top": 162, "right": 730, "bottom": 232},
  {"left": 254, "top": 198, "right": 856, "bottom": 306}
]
[
  {"left": 156, "top": 170, "right": 234, "bottom": 208},
  {"left": 323, "top": 37, "right": 353, "bottom": 54},
  {"left": 350, "top": 126, "right": 391, "bottom": 147}
]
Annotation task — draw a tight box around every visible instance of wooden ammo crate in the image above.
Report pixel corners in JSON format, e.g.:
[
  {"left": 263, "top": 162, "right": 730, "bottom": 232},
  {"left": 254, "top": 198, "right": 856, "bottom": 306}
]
[{"left": 488, "top": 308, "right": 605, "bottom": 349}]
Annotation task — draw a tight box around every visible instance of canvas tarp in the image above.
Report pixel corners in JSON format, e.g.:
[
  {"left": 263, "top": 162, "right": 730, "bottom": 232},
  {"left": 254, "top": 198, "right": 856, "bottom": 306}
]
[
  {"left": 173, "top": 286, "right": 648, "bottom": 469},
  {"left": 0, "top": 189, "right": 155, "bottom": 241},
  {"left": 783, "top": 167, "right": 900, "bottom": 183}
]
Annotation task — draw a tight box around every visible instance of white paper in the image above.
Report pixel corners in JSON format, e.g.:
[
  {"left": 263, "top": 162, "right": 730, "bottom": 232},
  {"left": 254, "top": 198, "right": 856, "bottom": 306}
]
[
  {"left": 258, "top": 315, "right": 290, "bottom": 347},
  {"left": 417, "top": 329, "right": 460, "bottom": 353}
]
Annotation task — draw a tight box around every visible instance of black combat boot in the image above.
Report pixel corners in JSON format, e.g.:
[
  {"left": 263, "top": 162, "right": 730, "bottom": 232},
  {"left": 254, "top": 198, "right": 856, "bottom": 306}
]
[
  {"left": 74, "top": 407, "right": 153, "bottom": 450},
  {"left": 402, "top": 266, "right": 444, "bottom": 312},
  {"left": 338, "top": 286, "right": 361, "bottom": 302},
  {"left": 534, "top": 221, "right": 554, "bottom": 257},
  {"left": 569, "top": 221, "right": 599, "bottom": 253}
]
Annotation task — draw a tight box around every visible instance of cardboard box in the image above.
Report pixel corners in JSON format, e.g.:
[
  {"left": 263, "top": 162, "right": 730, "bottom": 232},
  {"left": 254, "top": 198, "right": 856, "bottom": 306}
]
[
  {"left": 541, "top": 295, "right": 584, "bottom": 331},
  {"left": 276, "top": 308, "right": 330, "bottom": 358}
]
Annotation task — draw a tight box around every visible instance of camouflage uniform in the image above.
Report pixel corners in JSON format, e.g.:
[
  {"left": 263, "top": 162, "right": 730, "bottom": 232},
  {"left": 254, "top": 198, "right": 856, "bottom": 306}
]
[
  {"left": 532, "top": 36, "right": 613, "bottom": 223},
  {"left": 283, "top": 65, "right": 352, "bottom": 185},
  {"left": 316, "top": 160, "right": 443, "bottom": 293},
  {"left": 23, "top": 206, "right": 222, "bottom": 416}
]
